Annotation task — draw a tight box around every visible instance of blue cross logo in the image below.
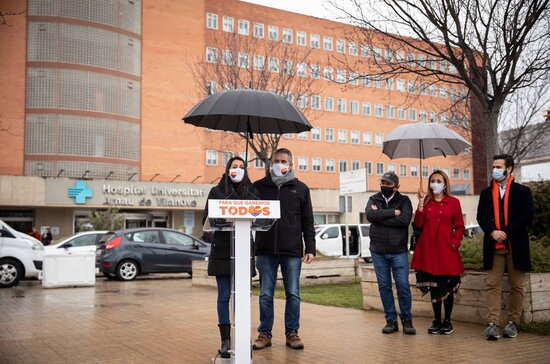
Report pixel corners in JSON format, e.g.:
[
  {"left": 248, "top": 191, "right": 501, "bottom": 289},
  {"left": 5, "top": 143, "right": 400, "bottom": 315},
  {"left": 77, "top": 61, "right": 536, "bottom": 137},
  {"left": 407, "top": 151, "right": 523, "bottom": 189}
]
[{"left": 68, "top": 180, "right": 93, "bottom": 204}]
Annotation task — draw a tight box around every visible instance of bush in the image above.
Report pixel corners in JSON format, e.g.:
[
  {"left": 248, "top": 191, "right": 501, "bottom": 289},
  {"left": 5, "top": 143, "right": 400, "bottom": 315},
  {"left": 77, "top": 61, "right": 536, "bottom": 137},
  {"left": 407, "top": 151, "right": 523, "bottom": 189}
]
[
  {"left": 79, "top": 208, "right": 124, "bottom": 231},
  {"left": 526, "top": 180, "right": 550, "bottom": 239}
]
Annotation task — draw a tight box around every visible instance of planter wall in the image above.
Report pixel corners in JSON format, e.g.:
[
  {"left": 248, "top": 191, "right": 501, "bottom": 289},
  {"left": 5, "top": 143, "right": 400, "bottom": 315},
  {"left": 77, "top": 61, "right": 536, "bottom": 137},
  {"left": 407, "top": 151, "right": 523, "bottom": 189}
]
[
  {"left": 192, "top": 258, "right": 358, "bottom": 288},
  {"left": 361, "top": 265, "right": 550, "bottom": 324}
]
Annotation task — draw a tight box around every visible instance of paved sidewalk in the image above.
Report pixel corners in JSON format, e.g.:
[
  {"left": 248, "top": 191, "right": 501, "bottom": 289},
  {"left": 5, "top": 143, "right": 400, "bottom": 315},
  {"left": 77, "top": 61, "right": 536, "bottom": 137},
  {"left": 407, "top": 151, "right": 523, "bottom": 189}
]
[{"left": 1, "top": 277, "right": 549, "bottom": 363}]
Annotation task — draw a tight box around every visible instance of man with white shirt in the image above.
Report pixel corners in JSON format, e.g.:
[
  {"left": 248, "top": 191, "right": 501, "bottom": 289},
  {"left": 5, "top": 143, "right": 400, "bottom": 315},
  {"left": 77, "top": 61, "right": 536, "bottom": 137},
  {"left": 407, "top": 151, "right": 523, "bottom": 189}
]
[
  {"left": 477, "top": 154, "right": 534, "bottom": 340},
  {"left": 366, "top": 171, "right": 415, "bottom": 335}
]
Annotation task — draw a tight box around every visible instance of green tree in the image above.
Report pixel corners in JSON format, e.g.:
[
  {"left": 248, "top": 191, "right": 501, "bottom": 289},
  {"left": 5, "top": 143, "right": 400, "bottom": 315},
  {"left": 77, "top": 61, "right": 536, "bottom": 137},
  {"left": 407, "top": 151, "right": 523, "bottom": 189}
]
[
  {"left": 526, "top": 180, "right": 550, "bottom": 239},
  {"left": 79, "top": 208, "right": 124, "bottom": 231}
]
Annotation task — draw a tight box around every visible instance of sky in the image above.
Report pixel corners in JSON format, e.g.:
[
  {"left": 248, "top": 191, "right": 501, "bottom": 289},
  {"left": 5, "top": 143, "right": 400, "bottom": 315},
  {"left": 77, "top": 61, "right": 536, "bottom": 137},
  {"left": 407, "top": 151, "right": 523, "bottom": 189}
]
[{"left": 239, "top": 0, "right": 335, "bottom": 20}]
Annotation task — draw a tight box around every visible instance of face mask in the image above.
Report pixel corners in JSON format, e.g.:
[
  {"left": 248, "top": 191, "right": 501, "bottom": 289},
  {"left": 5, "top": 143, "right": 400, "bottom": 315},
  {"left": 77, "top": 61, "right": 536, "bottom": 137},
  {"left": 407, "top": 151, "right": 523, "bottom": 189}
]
[
  {"left": 228, "top": 168, "right": 244, "bottom": 183},
  {"left": 430, "top": 182, "right": 445, "bottom": 194},
  {"left": 272, "top": 163, "right": 290, "bottom": 177},
  {"left": 492, "top": 168, "right": 507, "bottom": 182},
  {"left": 380, "top": 186, "right": 395, "bottom": 198}
]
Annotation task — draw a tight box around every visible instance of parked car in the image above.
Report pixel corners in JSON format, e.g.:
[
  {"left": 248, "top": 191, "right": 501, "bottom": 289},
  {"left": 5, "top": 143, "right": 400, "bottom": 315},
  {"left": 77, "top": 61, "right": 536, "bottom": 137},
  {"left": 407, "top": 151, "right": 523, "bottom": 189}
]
[
  {"left": 45, "top": 231, "right": 108, "bottom": 255},
  {"left": 0, "top": 219, "right": 44, "bottom": 288},
  {"left": 97, "top": 228, "right": 211, "bottom": 281},
  {"left": 464, "top": 224, "right": 483, "bottom": 239},
  {"left": 315, "top": 224, "right": 372, "bottom": 262}
]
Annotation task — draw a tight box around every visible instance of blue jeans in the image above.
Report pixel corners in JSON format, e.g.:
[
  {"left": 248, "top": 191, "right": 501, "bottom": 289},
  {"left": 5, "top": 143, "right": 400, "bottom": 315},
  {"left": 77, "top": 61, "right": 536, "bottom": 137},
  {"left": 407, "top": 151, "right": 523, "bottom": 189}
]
[
  {"left": 256, "top": 254, "right": 302, "bottom": 337},
  {"left": 216, "top": 276, "right": 231, "bottom": 325},
  {"left": 370, "top": 251, "right": 413, "bottom": 321}
]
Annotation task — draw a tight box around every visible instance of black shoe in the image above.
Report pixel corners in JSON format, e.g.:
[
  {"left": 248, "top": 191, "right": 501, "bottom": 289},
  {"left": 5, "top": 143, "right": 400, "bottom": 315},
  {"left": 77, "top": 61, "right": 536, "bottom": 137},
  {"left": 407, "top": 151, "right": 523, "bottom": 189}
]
[
  {"left": 382, "top": 320, "right": 398, "bottom": 334},
  {"left": 440, "top": 319, "right": 454, "bottom": 334},
  {"left": 218, "top": 324, "right": 231, "bottom": 358},
  {"left": 428, "top": 320, "right": 442, "bottom": 334},
  {"left": 402, "top": 319, "right": 416, "bottom": 335}
]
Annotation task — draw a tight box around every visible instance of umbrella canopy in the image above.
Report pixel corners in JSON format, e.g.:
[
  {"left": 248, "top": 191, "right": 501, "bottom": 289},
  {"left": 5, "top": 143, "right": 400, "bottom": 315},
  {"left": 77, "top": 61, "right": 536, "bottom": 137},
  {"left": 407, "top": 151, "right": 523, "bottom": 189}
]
[
  {"left": 383, "top": 123, "right": 470, "bottom": 160},
  {"left": 183, "top": 89, "right": 312, "bottom": 134}
]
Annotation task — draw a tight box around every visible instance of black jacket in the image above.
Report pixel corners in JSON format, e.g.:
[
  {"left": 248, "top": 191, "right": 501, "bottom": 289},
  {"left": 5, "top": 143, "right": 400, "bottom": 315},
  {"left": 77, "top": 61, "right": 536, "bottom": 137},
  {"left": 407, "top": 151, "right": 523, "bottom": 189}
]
[
  {"left": 253, "top": 175, "right": 316, "bottom": 257},
  {"left": 477, "top": 179, "right": 534, "bottom": 271},
  {"left": 366, "top": 191, "right": 412, "bottom": 254},
  {"left": 203, "top": 177, "right": 260, "bottom": 276}
]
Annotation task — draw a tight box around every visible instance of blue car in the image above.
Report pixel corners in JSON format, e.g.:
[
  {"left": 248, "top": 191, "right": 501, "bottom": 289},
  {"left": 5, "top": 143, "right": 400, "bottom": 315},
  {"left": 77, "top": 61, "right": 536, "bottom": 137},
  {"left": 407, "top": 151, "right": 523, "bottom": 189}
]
[{"left": 97, "top": 228, "right": 210, "bottom": 281}]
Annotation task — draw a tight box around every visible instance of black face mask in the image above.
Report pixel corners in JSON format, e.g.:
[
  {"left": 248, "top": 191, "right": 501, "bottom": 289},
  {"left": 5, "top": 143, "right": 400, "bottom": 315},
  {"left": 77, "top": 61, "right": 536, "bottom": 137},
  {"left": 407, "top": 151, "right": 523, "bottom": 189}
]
[{"left": 380, "top": 186, "right": 395, "bottom": 198}]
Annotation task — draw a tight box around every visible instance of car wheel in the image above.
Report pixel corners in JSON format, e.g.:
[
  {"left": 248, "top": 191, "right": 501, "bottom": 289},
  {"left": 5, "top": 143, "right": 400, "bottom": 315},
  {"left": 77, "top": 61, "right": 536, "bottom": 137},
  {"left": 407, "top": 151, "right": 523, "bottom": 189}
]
[
  {"left": 0, "top": 259, "right": 23, "bottom": 288},
  {"left": 103, "top": 272, "right": 117, "bottom": 280},
  {"left": 116, "top": 260, "right": 139, "bottom": 281}
]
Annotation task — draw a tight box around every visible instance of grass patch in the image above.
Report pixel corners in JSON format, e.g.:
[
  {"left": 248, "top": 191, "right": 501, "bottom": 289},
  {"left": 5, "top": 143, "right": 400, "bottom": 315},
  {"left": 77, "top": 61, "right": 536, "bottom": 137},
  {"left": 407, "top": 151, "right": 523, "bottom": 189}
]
[
  {"left": 521, "top": 321, "right": 550, "bottom": 335},
  {"left": 253, "top": 282, "right": 363, "bottom": 310}
]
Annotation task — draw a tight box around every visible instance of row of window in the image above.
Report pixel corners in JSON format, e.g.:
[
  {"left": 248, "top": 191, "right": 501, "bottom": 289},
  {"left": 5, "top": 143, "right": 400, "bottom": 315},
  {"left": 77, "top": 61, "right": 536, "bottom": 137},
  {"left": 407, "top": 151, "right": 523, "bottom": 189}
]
[
  {"left": 205, "top": 150, "right": 470, "bottom": 179},
  {"left": 205, "top": 13, "right": 458, "bottom": 73},
  {"left": 205, "top": 47, "right": 467, "bottom": 100}
]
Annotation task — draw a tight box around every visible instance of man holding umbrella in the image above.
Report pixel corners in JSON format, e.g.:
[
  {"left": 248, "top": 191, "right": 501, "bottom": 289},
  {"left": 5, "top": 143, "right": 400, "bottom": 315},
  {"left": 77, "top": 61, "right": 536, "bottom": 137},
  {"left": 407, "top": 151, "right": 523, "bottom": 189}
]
[{"left": 252, "top": 148, "right": 316, "bottom": 350}]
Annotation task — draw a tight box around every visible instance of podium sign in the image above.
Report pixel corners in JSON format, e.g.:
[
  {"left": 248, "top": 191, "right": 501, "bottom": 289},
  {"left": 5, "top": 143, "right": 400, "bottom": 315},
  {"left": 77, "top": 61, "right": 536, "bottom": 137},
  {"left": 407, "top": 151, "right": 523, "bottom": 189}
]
[{"left": 208, "top": 199, "right": 280, "bottom": 219}]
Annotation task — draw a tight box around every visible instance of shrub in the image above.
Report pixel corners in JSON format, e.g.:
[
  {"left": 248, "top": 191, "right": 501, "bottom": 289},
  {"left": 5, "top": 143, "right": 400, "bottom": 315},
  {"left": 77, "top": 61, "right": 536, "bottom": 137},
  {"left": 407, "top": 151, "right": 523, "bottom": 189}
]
[
  {"left": 79, "top": 208, "right": 124, "bottom": 231},
  {"left": 526, "top": 180, "right": 550, "bottom": 239}
]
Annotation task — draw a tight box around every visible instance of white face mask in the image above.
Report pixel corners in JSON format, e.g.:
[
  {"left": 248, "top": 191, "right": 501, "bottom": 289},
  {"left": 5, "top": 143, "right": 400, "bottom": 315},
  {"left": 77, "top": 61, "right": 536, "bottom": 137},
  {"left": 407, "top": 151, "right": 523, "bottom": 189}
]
[
  {"left": 272, "top": 163, "right": 291, "bottom": 177},
  {"left": 492, "top": 168, "right": 507, "bottom": 182},
  {"left": 228, "top": 168, "right": 244, "bottom": 183},
  {"left": 430, "top": 182, "right": 445, "bottom": 194}
]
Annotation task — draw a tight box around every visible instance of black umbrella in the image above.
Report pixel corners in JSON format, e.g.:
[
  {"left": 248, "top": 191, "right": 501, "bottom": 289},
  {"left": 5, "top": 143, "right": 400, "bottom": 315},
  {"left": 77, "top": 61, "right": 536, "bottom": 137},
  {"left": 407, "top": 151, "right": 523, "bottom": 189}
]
[{"left": 183, "top": 89, "right": 312, "bottom": 164}]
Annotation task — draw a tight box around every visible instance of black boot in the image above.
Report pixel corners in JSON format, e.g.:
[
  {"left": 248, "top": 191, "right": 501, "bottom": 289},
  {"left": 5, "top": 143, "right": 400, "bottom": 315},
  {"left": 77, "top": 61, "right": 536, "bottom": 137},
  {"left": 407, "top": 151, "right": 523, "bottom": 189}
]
[{"left": 218, "top": 324, "right": 231, "bottom": 358}]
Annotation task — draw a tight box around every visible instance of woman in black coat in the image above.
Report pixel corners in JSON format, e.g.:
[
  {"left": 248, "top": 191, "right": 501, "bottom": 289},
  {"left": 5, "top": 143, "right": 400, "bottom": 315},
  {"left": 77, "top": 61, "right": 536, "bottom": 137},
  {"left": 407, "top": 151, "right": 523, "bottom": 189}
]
[{"left": 203, "top": 156, "right": 259, "bottom": 358}]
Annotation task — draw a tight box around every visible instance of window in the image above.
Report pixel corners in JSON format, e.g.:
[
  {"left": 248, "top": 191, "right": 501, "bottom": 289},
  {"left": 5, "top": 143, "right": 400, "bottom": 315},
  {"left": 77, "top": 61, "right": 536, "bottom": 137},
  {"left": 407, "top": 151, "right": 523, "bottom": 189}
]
[
  {"left": 363, "top": 132, "right": 372, "bottom": 145},
  {"left": 206, "top": 80, "right": 218, "bottom": 95},
  {"left": 361, "top": 44, "right": 370, "bottom": 57},
  {"left": 361, "top": 74, "right": 371, "bottom": 87},
  {"left": 398, "top": 107, "right": 406, "bottom": 120},
  {"left": 339, "top": 160, "right": 348, "bottom": 172},
  {"left": 419, "top": 83, "right": 427, "bottom": 95},
  {"left": 349, "top": 41, "right": 358, "bottom": 55},
  {"left": 350, "top": 100, "right": 359, "bottom": 114},
  {"left": 311, "top": 95, "right": 320, "bottom": 110},
  {"left": 222, "top": 151, "right": 233, "bottom": 165},
  {"left": 430, "top": 111, "right": 438, "bottom": 123},
  {"left": 298, "top": 156, "right": 308, "bottom": 171},
  {"left": 297, "top": 94, "right": 307, "bottom": 108},
  {"left": 349, "top": 71, "right": 359, "bottom": 85},
  {"left": 385, "top": 78, "right": 394, "bottom": 90},
  {"left": 310, "top": 64, "right": 320, "bottom": 79},
  {"left": 422, "top": 166, "right": 429, "bottom": 178},
  {"left": 337, "top": 99, "right": 347, "bottom": 113},
  {"left": 311, "top": 126, "right": 321, "bottom": 140},
  {"left": 461, "top": 115, "right": 469, "bottom": 127},
  {"left": 429, "top": 58, "right": 436, "bottom": 70},
  {"left": 283, "top": 60, "right": 293, "bottom": 75},
  {"left": 411, "top": 165, "right": 418, "bottom": 177},
  {"left": 297, "top": 31, "right": 306, "bottom": 46},
  {"left": 326, "top": 158, "right": 335, "bottom": 172},
  {"left": 450, "top": 88, "right": 457, "bottom": 100},
  {"left": 285, "top": 92, "right": 293, "bottom": 103},
  {"left": 451, "top": 114, "right": 458, "bottom": 125},
  {"left": 238, "top": 19, "right": 249, "bottom": 35},
  {"left": 336, "top": 39, "right": 345, "bottom": 53},
  {"left": 396, "top": 50, "right": 405, "bottom": 63},
  {"left": 324, "top": 36, "right": 333, "bottom": 50},
  {"left": 460, "top": 88, "right": 468, "bottom": 100},
  {"left": 164, "top": 231, "right": 194, "bottom": 247},
  {"left": 338, "top": 129, "right": 347, "bottom": 143},
  {"left": 375, "top": 133, "right": 384, "bottom": 146},
  {"left": 443, "top": 168, "right": 450, "bottom": 178},
  {"left": 429, "top": 84, "right": 437, "bottom": 97},
  {"left": 283, "top": 28, "right": 293, "bottom": 43},
  {"left": 223, "top": 16, "right": 234, "bottom": 32},
  {"left": 418, "top": 54, "right": 426, "bottom": 67},
  {"left": 238, "top": 52, "right": 249, "bottom": 68},
  {"left": 222, "top": 50, "right": 233, "bottom": 65},
  {"left": 362, "top": 102, "right": 371, "bottom": 116},
  {"left": 386, "top": 105, "right": 395, "bottom": 119},
  {"left": 440, "top": 86, "right": 447, "bottom": 98},
  {"left": 352, "top": 160, "right": 361, "bottom": 170},
  {"left": 400, "top": 164, "right": 407, "bottom": 176},
  {"left": 453, "top": 168, "right": 460, "bottom": 179},
  {"left": 129, "top": 230, "right": 161, "bottom": 244},
  {"left": 463, "top": 168, "right": 470, "bottom": 180},
  {"left": 324, "top": 97, "right": 334, "bottom": 111},
  {"left": 396, "top": 79, "right": 405, "bottom": 92},
  {"left": 440, "top": 60, "right": 447, "bottom": 71},
  {"left": 365, "top": 161, "right": 372, "bottom": 174},
  {"left": 310, "top": 34, "right": 320, "bottom": 48},
  {"left": 206, "top": 13, "right": 218, "bottom": 29},
  {"left": 253, "top": 22, "right": 264, "bottom": 38},
  {"left": 409, "top": 108, "right": 417, "bottom": 121},
  {"left": 206, "top": 47, "right": 218, "bottom": 63},
  {"left": 325, "top": 128, "right": 334, "bottom": 142},
  {"left": 312, "top": 157, "right": 322, "bottom": 172},
  {"left": 419, "top": 110, "right": 427, "bottom": 123},
  {"left": 388, "top": 163, "right": 396, "bottom": 172},
  {"left": 254, "top": 154, "right": 265, "bottom": 168},
  {"left": 337, "top": 69, "right": 346, "bottom": 83},
  {"left": 206, "top": 150, "right": 218, "bottom": 165},
  {"left": 385, "top": 48, "right": 393, "bottom": 62},
  {"left": 407, "top": 52, "right": 416, "bottom": 65},
  {"left": 376, "top": 162, "right": 384, "bottom": 175},
  {"left": 351, "top": 130, "right": 360, "bottom": 144},
  {"left": 253, "top": 55, "right": 264, "bottom": 70},
  {"left": 374, "top": 103, "right": 384, "bottom": 117},
  {"left": 283, "top": 133, "right": 294, "bottom": 139},
  {"left": 408, "top": 80, "right": 416, "bottom": 93},
  {"left": 268, "top": 25, "right": 278, "bottom": 40},
  {"left": 374, "top": 76, "right": 383, "bottom": 88},
  {"left": 268, "top": 57, "right": 279, "bottom": 72},
  {"left": 440, "top": 112, "right": 448, "bottom": 125},
  {"left": 323, "top": 67, "right": 333, "bottom": 81},
  {"left": 373, "top": 46, "right": 382, "bottom": 59}
]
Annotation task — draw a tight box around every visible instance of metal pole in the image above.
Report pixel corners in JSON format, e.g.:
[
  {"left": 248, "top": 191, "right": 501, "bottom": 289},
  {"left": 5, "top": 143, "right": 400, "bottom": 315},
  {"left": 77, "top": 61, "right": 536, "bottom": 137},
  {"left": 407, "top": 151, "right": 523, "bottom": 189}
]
[
  {"left": 344, "top": 195, "right": 349, "bottom": 257},
  {"left": 233, "top": 219, "right": 252, "bottom": 364}
]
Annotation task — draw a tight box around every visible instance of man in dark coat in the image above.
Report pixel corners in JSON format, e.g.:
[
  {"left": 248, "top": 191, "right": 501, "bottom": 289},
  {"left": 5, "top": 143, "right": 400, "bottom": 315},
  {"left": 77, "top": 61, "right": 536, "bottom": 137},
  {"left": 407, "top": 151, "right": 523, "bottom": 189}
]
[
  {"left": 366, "top": 171, "right": 415, "bottom": 335},
  {"left": 252, "top": 148, "right": 316, "bottom": 351},
  {"left": 477, "top": 154, "right": 534, "bottom": 340}
]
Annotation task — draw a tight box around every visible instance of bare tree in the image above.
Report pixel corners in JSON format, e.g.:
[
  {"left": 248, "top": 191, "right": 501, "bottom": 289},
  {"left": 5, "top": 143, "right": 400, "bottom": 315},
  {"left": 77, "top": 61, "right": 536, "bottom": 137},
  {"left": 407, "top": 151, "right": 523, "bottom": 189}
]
[
  {"left": 328, "top": 0, "right": 550, "bottom": 181},
  {"left": 188, "top": 31, "right": 323, "bottom": 172}
]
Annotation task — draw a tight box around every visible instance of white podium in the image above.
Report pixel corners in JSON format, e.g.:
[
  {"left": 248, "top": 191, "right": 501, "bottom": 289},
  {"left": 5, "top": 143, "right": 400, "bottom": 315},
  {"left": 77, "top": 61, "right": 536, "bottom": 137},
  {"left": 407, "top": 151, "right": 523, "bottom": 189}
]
[{"left": 207, "top": 199, "right": 280, "bottom": 364}]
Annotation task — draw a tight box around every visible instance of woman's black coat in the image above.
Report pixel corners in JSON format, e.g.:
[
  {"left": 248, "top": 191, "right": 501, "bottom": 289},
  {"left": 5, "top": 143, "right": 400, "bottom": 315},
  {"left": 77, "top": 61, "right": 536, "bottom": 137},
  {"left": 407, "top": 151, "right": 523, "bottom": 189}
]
[{"left": 203, "top": 176, "right": 259, "bottom": 276}]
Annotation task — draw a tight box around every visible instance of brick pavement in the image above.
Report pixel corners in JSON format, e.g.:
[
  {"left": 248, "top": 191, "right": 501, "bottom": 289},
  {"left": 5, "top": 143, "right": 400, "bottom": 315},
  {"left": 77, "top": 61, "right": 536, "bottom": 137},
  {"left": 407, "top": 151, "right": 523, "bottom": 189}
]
[{"left": 1, "top": 276, "right": 549, "bottom": 364}]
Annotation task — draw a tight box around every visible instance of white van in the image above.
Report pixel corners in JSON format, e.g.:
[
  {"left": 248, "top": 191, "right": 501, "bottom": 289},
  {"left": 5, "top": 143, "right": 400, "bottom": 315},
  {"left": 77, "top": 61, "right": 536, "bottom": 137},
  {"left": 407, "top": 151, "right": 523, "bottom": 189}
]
[
  {"left": 315, "top": 224, "right": 371, "bottom": 262},
  {"left": 0, "top": 219, "right": 44, "bottom": 287}
]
